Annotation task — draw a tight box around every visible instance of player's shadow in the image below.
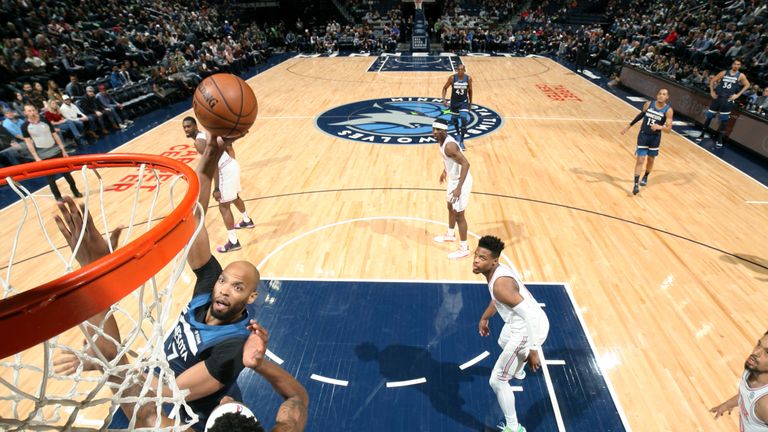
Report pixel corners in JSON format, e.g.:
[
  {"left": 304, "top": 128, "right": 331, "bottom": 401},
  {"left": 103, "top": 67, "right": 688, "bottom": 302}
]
[
  {"left": 355, "top": 342, "right": 496, "bottom": 431},
  {"left": 571, "top": 167, "right": 629, "bottom": 193},
  {"left": 720, "top": 253, "right": 768, "bottom": 282},
  {"left": 571, "top": 167, "right": 696, "bottom": 193},
  {"left": 360, "top": 219, "right": 430, "bottom": 250}
]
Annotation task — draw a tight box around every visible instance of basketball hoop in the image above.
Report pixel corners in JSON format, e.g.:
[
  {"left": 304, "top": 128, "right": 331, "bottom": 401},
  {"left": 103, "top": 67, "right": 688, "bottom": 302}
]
[{"left": 0, "top": 154, "right": 203, "bottom": 430}]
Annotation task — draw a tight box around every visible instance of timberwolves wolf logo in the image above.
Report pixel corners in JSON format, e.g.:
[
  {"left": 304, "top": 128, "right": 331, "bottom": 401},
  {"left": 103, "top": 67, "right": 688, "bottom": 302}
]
[{"left": 316, "top": 97, "right": 503, "bottom": 145}]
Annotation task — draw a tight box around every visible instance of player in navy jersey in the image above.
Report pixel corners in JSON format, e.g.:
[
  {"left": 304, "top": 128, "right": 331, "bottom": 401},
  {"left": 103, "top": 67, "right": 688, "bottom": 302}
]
[
  {"left": 697, "top": 59, "right": 749, "bottom": 148},
  {"left": 621, "top": 88, "right": 674, "bottom": 195},
  {"left": 52, "top": 133, "right": 308, "bottom": 431},
  {"left": 441, "top": 64, "right": 473, "bottom": 149}
]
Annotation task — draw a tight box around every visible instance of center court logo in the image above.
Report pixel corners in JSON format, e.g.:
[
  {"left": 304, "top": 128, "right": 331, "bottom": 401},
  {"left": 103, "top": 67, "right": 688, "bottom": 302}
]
[{"left": 315, "top": 97, "right": 503, "bottom": 145}]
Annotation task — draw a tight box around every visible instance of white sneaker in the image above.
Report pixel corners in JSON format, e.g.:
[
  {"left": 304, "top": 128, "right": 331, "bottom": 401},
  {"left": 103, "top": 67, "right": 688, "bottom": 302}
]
[
  {"left": 448, "top": 248, "right": 470, "bottom": 259},
  {"left": 433, "top": 235, "right": 456, "bottom": 243}
]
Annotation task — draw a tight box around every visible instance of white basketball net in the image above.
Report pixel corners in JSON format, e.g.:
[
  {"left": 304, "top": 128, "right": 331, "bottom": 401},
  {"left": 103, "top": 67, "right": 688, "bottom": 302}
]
[{"left": 0, "top": 163, "right": 204, "bottom": 431}]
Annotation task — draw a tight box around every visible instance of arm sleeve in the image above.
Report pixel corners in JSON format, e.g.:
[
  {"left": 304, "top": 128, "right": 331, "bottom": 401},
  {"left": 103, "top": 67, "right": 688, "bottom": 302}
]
[
  {"left": 512, "top": 299, "right": 540, "bottom": 350},
  {"left": 629, "top": 111, "right": 645, "bottom": 126},
  {"left": 192, "top": 255, "right": 223, "bottom": 297},
  {"left": 202, "top": 338, "right": 245, "bottom": 385}
]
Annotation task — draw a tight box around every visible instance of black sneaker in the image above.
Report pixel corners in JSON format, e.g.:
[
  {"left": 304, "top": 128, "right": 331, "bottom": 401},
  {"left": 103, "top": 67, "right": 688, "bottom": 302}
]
[
  {"left": 632, "top": 184, "right": 640, "bottom": 195},
  {"left": 639, "top": 177, "right": 648, "bottom": 186},
  {"left": 235, "top": 220, "right": 255, "bottom": 229},
  {"left": 216, "top": 240, "right": 241, "bottom": 253},
  {"left": 73, "top": 191, "right": 83, "bottom": 198}
]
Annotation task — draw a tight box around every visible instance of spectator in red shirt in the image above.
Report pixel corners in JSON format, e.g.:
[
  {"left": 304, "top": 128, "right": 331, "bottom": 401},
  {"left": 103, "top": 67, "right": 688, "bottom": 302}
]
[{"left": 43, "top": 100, "right": 85, "bottom": 146}]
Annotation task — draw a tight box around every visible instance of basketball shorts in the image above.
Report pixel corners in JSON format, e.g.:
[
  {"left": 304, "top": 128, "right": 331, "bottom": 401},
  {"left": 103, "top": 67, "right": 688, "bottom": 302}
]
[
  {"left": 217, "top": 159, "right": 242, "bottom": 203},
  {"left": 446, "top": 174, "right": 473, "bottom": 212},
  {"left": 636, "top": 133, "right": 661, "bottom": 157},
  {"left": 493, "top": 314, "right": 550, "bottom": 382},
  {"left": 708, "top": 97, "right": 734, "bottom": 115},
  {"left": 450, "top": 101, "right": 470, "bottom": 113}
]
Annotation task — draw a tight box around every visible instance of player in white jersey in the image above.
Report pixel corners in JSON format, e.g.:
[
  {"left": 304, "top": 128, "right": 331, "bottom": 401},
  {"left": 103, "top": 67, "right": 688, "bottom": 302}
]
[
  {"left": 473, "top": 235, "right": 549, "bottom": 432},
  {"left": 183, "top": 117, "right": 254, "bottom": 253},
  {"left": 431, "top": 118, "right": 473, "bottom": 259},
  {"left": 711, "top": 331, "right": 768, "bottom": 431}
]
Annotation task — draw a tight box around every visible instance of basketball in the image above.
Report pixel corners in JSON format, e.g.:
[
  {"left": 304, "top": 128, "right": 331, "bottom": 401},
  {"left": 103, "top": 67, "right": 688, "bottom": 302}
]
[{"left": 192, "top": 73, "right": 258, "bottom": 138}]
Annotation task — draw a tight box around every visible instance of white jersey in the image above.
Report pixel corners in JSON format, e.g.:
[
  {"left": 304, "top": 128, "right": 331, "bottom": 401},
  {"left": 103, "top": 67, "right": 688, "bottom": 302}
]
[
  {"left": 196, "top": 131, "right": 234, "bottom": 169},
  {"left": 739, "top": 370, "right": 768, "bottom": 432},
  {"left": 439, "top": 134, "right": 471, "bottom": 183},
  {"left": 488, "top": 264, "right": 545, "bottom": 333}
]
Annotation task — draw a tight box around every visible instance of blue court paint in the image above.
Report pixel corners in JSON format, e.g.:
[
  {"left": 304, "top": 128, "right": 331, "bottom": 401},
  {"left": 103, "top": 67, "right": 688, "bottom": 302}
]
[
  {"left": 368, "top": 55, "right": 463, "bottom": 72},
  {"left": 237, "top": 280, "right": 627, "bottom": 432}
]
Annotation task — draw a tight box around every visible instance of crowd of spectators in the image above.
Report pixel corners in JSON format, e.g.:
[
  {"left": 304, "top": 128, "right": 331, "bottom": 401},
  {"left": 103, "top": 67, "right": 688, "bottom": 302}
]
[
  {"left": 432, "top": 0, "right": 768, "bottom": 117},
  {"left": 2, "top": 0, "right": 767, "bottom": 168},
  {"left": 0, "top": 0, "right": 281, "bottom": 167}
]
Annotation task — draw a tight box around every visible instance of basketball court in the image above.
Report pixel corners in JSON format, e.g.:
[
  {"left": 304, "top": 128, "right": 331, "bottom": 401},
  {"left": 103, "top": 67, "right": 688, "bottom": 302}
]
[{"left": 2, "top": 55, "right": 767, "bottom": 431}]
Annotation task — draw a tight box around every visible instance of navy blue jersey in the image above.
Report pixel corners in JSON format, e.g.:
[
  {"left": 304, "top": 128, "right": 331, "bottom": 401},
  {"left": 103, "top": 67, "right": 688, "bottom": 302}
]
[
  {"left": 639, "top": 100, "right": 670, "bottom": 135},
  {"left": 164, "top": 293, "right": 252, "bottom": 427},
  {"left": 450, "top": 74, "right": 470, "bottom": 104},
  {"left": 715, "top": 70, "right": 741, "bottom": 97}
]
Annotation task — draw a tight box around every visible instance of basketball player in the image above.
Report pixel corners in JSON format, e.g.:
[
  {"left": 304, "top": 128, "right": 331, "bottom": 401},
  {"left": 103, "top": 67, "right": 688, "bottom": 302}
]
[
  {"left": 183, "top": 116, "right": 254, "bottom": 253},
  {"left": 710, "top": 331, "right": 768, "bottom": 431},
  {"left": 473, "top": 235, "right": 549, "bottom": 432},
  {"left": 431, "top": 118, "right": 472, "bottom": 259},
  {"left": 621, "top": 88, "right": 673, "bottom": 195},
  {"left": 697, "top": 59, "right": 750, "bottom": 148},
  {"left": 52, "top": 133, "right": 307, "bottom": 431},
  {"left": 441, "top": 63, "right": 473, "bottom": 149}
]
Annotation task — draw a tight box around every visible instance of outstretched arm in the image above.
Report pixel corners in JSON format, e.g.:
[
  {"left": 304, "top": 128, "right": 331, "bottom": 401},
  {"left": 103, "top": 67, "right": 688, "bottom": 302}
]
[
  {"left": 187, "top": 134, "right": 226, "bottom": 270},
  {"left": 243, "top": 322, "right": 309, "bottom": 432}
]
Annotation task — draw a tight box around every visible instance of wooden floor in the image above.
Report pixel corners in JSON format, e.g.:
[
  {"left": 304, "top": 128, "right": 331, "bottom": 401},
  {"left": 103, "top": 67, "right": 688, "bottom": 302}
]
[{"left": 2, "top": 56, "right": 768, "bottom": 431}]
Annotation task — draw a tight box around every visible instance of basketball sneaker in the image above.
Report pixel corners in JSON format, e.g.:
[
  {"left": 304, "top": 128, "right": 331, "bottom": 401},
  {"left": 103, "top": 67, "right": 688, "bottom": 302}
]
[
  {"left": 694, "top": 130, "right": 707, "bottom": 141},
  {"left": 715, "top": 136, "right": 724, "bottom": 148},
  {"left": 448, "top": 247, "right": 470, "bottom": 259},
  {"left": 639, "top": 176, "right": 648, "bottom": 186},
  {"left": 216, "top": 240, "right": 241, "bottom": 253},
  {"left": 433, "top": 235, "right": 456, "bottom": 243},
  {"left": 498, "top": 422, "right": 526, "bottom": 432},
  {"left": 236, "top": 220, "right": 255, "bottom": 229},
  {"left": 632, "top": 184, "right": 640, "bottom": 195}
]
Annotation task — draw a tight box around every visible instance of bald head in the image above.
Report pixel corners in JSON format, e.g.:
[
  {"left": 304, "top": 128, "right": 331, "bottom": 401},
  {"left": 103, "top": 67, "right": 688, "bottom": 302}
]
[{"left": 224, "top": 261, "right": 260, "bottom": 292}]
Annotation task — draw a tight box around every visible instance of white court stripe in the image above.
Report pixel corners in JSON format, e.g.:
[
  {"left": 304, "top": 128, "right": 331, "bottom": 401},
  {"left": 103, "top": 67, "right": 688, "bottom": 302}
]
[
  {"left": 511, "top": 385, "right": 523, "bottom": 391},
  {"left": 376, "top": 55, "right": 389, "bottom": 73},
  {"left": 262, "top": 276, "right": 566, "bottom": 286},
  {"left": 459, "top": 351, "right": 490, "bottom": 370},
  {"left": 256, "top": 216, "right": 519, "bottom": 271},
  {"left": 266, "top": 349, "right": 284, "bottom": 365},
  {"left": 563, "top": 282, "right": 632, "bottom": 430},
  {"left": 746, "top": 201, "right": 768, "bottom": 204},
  {"left": 538, "top": 348, "right": 567, "bottom": 431},
  {"left": 310, "top": 374, "right": 349, "bottom": 386},
  {"left": 386, "top": 377, "right": 427, "bottom": 388},
  {"left": 545, "top": 359, "right": 566, "bottom": 365}
]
